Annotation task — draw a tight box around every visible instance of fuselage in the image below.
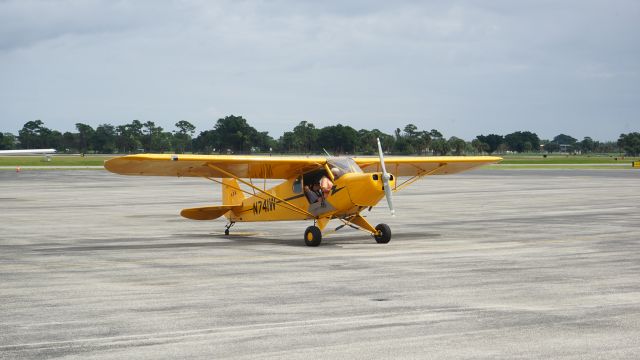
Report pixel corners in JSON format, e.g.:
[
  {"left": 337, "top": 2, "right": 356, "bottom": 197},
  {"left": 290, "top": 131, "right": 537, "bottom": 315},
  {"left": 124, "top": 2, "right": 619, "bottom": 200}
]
[{"left": 226, "top": 158, "right": 395, "bottom": 222}]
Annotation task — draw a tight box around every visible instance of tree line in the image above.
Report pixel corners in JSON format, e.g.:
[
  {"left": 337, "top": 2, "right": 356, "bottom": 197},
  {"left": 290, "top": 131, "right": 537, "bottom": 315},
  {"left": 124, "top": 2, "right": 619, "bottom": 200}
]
[{"left": 1, "top": 116, "right": 638, "bottom": 156}]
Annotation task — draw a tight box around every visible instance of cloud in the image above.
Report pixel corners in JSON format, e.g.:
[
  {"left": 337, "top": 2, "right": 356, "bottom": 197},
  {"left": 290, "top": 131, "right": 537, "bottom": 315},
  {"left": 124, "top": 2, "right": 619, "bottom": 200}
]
[{"left": 0, "top": 0, "right": 638, "bottom": 140}]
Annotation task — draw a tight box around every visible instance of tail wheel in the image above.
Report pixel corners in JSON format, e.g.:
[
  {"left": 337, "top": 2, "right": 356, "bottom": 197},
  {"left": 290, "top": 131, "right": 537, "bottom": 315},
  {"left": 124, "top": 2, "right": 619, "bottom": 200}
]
[
  {"left": 304, "top": 226, "right": 322, "bottom": 247},
  {"left": 374, "top": 223, "right": 391, "bottom": 244}
]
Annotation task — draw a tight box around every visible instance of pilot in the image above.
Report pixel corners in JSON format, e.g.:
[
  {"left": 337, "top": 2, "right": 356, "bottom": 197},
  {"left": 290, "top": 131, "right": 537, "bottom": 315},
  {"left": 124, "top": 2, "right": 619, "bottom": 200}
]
[
  {"left": 304, "top": 183, "right": 323, "bottom": 203},
  {"left": 319, "top": 174, "right": 333, "bottom": 197},
  {"left": 330, "top": 167, "right": 343, "bottom": 179}
]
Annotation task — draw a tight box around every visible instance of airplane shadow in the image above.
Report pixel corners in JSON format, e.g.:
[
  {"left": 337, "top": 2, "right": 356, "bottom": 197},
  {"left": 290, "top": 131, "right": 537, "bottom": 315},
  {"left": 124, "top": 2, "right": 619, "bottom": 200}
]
[{"left": 38, "top": 231, "right": 442, "bottom": 252}]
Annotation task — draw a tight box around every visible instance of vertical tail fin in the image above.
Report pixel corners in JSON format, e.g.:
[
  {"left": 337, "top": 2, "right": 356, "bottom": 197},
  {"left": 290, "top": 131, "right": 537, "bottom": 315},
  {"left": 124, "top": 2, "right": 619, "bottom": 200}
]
[{"left": 222, "top": 178, "right": 244, "bottom": 205}]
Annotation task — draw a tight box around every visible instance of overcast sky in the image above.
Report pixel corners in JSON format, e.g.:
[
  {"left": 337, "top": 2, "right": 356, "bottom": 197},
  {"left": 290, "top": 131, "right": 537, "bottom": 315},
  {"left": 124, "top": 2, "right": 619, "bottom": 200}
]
[{"left": 1, "top": 0, "right": 638, "bottom": 141}]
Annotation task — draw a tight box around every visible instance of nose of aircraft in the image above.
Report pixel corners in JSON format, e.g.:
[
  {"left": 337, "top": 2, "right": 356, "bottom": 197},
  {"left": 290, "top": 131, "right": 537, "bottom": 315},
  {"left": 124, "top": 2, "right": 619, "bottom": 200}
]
[{"left": 345, "top": 172, "right": 396, "bottom": 207}]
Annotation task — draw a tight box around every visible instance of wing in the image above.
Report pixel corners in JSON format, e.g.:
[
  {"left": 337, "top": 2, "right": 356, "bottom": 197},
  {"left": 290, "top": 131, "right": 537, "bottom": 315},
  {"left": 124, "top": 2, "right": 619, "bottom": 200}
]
[
  {"left": 104, "top": 154, "right": 326, "bottom": 179},
  {"left": 352, "top": 156, "right": 502, "bottom": 176}
]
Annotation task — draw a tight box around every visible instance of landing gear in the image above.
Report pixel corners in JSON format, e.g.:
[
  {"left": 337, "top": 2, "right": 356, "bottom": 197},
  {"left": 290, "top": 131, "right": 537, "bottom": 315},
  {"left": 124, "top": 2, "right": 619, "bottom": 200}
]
[
  {"left": 374, "top": 223, "right": 391, "bottom": 244},
  {"left": 224, "top": 221, "right": 235, "bottom": 236},
  {"left": 304, "top": 226, "right": 322, "bottom": 247}
]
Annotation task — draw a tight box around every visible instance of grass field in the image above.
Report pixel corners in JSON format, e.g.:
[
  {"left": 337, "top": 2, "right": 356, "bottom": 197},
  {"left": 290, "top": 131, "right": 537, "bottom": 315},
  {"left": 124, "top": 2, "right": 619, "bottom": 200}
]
[
  {"left": 1, "top": 153, "right": 638, "bottom": 168},
  {"left": 499, "top": 154, "right": 638, "bottom": 164}
]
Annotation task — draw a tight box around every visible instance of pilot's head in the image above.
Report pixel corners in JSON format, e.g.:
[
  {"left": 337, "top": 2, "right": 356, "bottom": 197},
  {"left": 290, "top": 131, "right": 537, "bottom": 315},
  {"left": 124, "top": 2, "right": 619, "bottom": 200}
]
[{"left": 330, "top": 167, "right": 342, "bottom": 179}]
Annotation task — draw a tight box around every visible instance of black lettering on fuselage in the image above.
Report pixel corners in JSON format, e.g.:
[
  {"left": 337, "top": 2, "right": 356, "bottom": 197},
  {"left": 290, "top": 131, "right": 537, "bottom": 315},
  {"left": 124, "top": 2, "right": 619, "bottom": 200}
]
[{"left": 252, "top": 197, "right": 277, "bottom": 215}]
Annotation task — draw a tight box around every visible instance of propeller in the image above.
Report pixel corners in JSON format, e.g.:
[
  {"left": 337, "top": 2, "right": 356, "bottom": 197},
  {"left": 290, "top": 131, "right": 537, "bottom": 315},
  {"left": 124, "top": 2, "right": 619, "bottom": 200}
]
[{"left": 376, "top": 138, "right": 395, "bottom": 216}]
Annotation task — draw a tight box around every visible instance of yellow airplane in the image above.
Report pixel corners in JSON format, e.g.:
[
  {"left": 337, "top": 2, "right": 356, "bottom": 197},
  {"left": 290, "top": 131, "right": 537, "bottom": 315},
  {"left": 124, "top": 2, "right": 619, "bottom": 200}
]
[{"left": 105, "top": 139, "right": 501, "bottom": 246}]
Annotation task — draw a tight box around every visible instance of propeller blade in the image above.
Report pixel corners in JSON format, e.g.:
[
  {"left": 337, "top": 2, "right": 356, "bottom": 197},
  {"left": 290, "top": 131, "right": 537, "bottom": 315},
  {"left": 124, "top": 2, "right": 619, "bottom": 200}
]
[{"left": 377, "top": 138, "right": 395, "bottom": 216}]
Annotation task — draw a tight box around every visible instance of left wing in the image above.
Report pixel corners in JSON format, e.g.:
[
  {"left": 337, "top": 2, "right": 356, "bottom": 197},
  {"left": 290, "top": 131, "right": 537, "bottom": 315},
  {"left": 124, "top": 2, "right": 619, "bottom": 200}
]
[
  {"left": 352, "top": 156, "right": 502, "bottom": 177},
  {"left": 104, "top": 154, "right": 326, "bottom": 179}
]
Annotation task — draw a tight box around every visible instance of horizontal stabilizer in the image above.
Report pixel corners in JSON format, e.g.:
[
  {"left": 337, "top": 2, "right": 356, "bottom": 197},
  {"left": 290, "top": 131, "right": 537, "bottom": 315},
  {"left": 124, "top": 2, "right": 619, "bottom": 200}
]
[{"left": 180, "top": 205, "right": 241, "bottom": 220}]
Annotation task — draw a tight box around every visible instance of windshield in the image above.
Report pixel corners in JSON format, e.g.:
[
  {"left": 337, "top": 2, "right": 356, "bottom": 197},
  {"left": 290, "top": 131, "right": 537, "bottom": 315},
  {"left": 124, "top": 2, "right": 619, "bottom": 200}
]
[{"left": 327, "top": 158, "right": 363, "bottom": 176}]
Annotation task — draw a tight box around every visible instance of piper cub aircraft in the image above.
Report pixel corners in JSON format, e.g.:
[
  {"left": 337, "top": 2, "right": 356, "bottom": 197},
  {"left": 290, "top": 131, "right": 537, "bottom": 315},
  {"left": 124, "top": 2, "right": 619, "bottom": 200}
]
[{"left": 105, "top": 139, "right": 500, "bottom": 246}]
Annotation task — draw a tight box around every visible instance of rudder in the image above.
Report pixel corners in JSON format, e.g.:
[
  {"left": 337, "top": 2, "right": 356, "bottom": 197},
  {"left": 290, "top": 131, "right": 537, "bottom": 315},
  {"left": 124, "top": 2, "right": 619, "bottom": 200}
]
[{"left": 222, "top": 178, "right": 244, "bottom": 206}]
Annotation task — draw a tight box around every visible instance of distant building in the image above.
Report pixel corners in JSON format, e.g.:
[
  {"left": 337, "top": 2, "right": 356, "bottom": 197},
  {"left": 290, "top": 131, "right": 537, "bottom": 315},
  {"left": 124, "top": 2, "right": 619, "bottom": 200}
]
[{"left": 559, "top": 144, "right": 571, "bottom": 152}]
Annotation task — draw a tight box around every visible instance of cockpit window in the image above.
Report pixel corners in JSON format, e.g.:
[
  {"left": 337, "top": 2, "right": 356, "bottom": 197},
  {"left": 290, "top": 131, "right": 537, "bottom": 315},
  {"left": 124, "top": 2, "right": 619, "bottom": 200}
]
[
  {"left": 327, "top": 158, "right": 363, "bottom": 177},
  {"left": 292, "top": 175, "right": 303, "bottom": 193}
]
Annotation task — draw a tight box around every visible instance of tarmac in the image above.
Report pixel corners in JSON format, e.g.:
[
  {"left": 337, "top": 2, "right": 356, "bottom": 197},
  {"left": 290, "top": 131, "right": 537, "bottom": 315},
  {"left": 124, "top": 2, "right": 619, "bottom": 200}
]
[{"left": 1, "top": 169, "right": 639, "bottom": 359}]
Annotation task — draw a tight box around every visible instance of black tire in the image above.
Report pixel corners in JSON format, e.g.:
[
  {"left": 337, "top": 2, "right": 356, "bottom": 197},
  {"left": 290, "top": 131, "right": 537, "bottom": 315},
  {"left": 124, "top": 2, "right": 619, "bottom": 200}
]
[
  {"left": 224, "top": 229, "right": 229, "bottom": 236},
  {"left": 374, "top": 223, "right": 391, "bottom": 244},
  {"left": 304, "top": 226, "right": 322, "bottom": 247}
]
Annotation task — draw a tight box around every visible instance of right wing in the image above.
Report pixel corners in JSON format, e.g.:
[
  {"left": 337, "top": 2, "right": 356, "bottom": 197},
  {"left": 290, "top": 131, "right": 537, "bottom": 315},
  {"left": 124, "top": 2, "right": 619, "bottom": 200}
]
[{"left": 352, "top": 156, "right": 502, "bottom": 176}]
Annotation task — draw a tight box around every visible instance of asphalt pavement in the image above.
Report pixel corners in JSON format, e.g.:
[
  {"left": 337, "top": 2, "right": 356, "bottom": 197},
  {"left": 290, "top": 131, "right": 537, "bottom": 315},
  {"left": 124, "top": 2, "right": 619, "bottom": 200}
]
[{"left": 1, "top": 169, "right": 639, "bottom": 359}]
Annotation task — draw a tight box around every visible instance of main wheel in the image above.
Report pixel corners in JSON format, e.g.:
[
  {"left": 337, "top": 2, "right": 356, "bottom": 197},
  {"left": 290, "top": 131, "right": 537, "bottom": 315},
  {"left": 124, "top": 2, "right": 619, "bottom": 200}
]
[
  {"left": 304, "top": 226, "right": 322, "bottom": 247},
  {"left": 374, "top": 223, "right": 391, "bottom": 244}
]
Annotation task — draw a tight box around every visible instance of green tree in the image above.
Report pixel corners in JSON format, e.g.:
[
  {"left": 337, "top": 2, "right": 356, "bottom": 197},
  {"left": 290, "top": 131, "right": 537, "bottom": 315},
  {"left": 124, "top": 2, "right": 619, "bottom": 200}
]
[
  {"left": 393, "top": 137, "right": 414, "bottom": 154},
  {"left": 115, "top": 120, "right": 144, "bottom": 153},
  {"left": 193, "top": 129, "right": 219, "bottom": 154},
  {"left": 62, "top": 132, "right": 77, "bottom": 152},
  {"left": 403, "top": 124, "right": 418, "bottom": 137},
  {"left": 471, "top": 138, "right": 489, "bottom": 154},
  {"left": 356, "top": 129, "right": 393, "bottom": 154},
  {"left": 75, "top": 123, "right": 95, "bottom": 153},
  {"left": 206, "top": 115, "right": 273, "bottom": 153},
  {"left": 431, "top": 138, "right": 450, "bottom": 155},
  {"left": 18, "top": 120, "right": 47, "bottom": 148},
  {"left": 504, "top": 131, "right": 540, "bottom": 153},
  {"left": 579, "top": 136, "right": 596, "bottom": 153},
  {"left": 278, "top": 131, "right": 296, "bottom": 153},
  {"left": 542, "top": 139, "right": 558, "bottom": 152},
  {"left": 618, "top": 132, "right": 640, "bottom": 156},
  {"left": 136, "top": 121, "right": 171, "bottom": 152},
  {"left": 402, "top": 124, "right": 431, "bottom": 154},
  {"left": 214, "top": 115, "right": 255, "bottom": 153},
  {"left": 41, "top": 129, "right": 63, "bottom": 150},
  {"left": 415, "top": 131, "right": 432, "bottom": 155},
  {"left": 94, "top": 124, "right": 117, "bottom": 153},
  {"left": 429, "top": 129, "right": 443, "bottom": 139},
  {"left": 292, "top": 121, "right": 318, "bottom": 153},
  {"left": 17, "top": 120, "right": 62, "bottom": 149},
  {"left": 475, "top": 134, "right": 504, "bottom": 154},
  {"left": 448, "top": 136, "right": 466, "bottom": 155},
  {"left": 356, "top": 129, "right": 376, "bottom": 154},
  {"left": 1, "top": 132, "right": 17, "bottom": 150},
  {"left": 596, "top": 141, "right": 619, "bottom": 153},
  {"left": 317, "top": 124, "right": 358, "bottom": 154},
  {"left": 175, "top": 120, "right": 196, "bottom": 135},
  {"left": 255, "top": 131, "right": 276, "bottom": 153},
  {"left": 173, "top": 120, "right": 196, "bottom": 153},
  {"left": 552, "top": 134, "right": 578, "bottom": 146},
  {"left": 142, "top": 121, "right": 157, "bottom": 152}
]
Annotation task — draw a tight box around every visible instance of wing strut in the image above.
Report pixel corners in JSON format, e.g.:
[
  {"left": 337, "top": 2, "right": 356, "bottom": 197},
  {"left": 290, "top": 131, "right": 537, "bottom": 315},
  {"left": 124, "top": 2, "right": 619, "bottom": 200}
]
[
  {"left": 205, "top": 163, "right": 316, "bottom": 218},
  {"left": 393, "top": 163, "right": 447, "bottom": 192}
]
